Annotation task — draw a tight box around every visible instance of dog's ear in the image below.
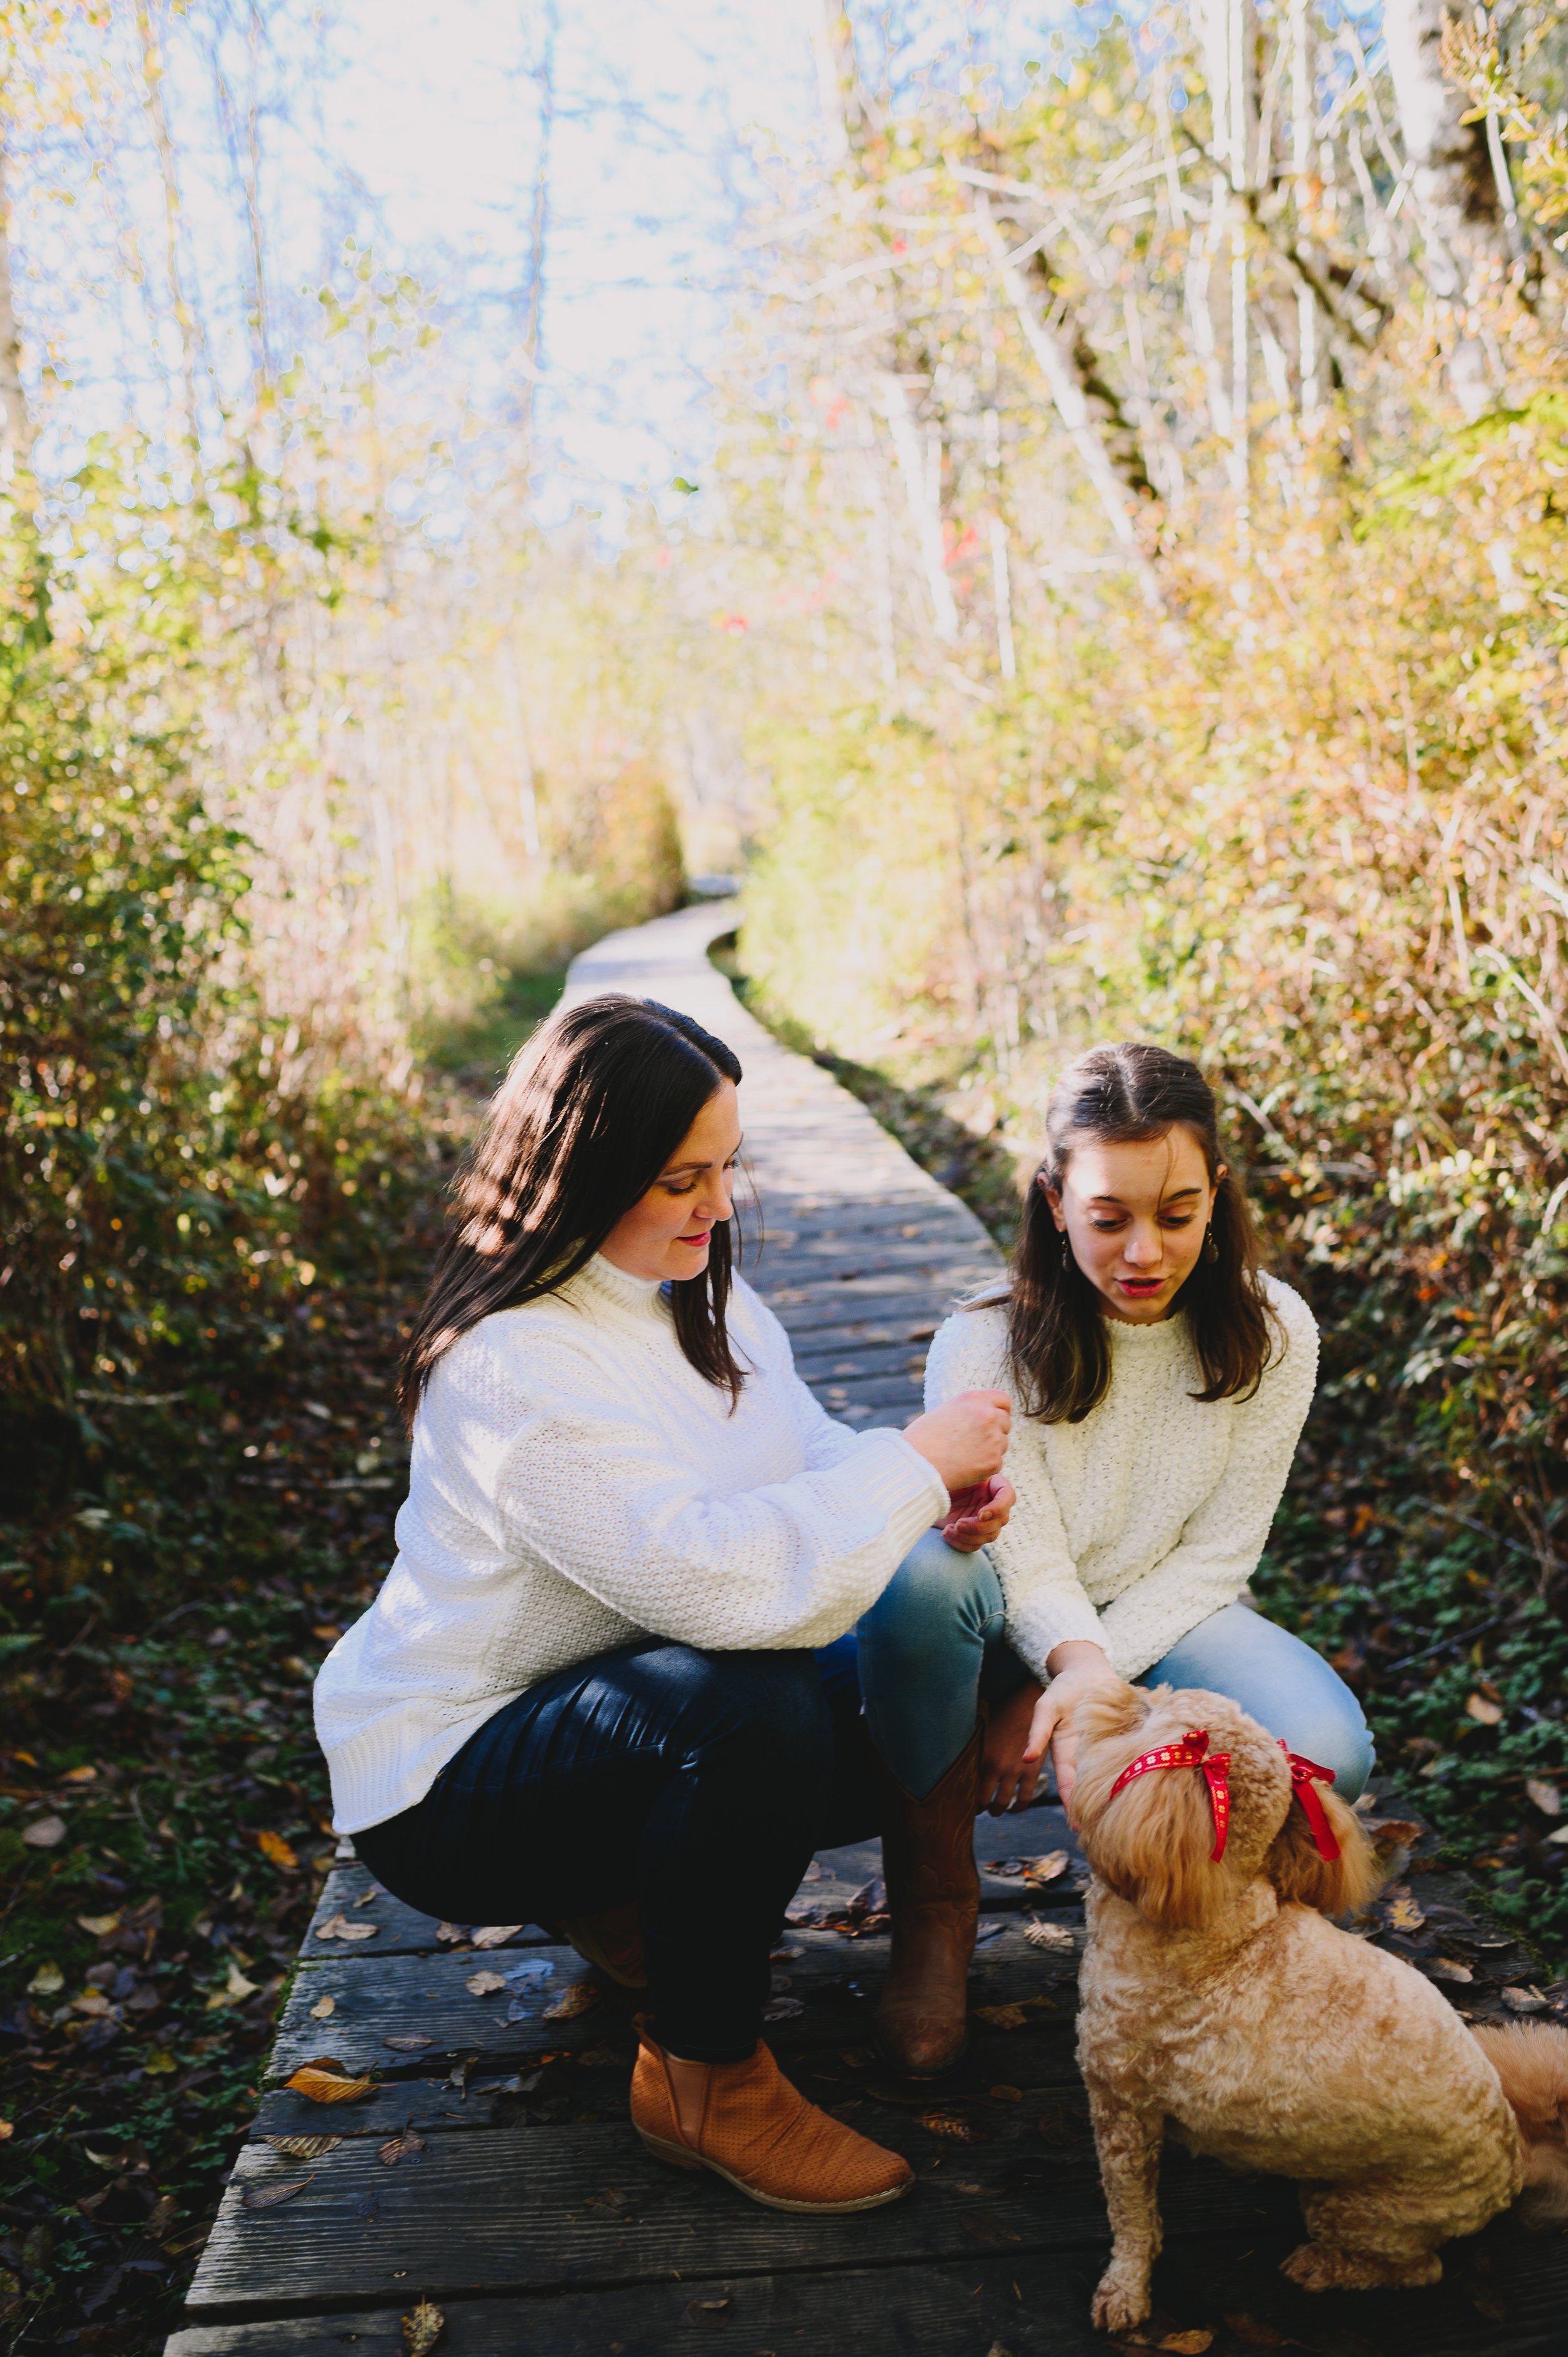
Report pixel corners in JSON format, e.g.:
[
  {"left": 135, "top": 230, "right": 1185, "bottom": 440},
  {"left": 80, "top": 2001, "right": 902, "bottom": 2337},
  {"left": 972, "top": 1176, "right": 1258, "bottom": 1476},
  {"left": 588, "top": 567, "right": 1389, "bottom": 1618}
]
[
  {"left": 1073, "top": 1688, "right": 1228, "bottom": 1933},
  {"left": 1265, "top": 1784, "right": 1382, "bottom": 1915}
]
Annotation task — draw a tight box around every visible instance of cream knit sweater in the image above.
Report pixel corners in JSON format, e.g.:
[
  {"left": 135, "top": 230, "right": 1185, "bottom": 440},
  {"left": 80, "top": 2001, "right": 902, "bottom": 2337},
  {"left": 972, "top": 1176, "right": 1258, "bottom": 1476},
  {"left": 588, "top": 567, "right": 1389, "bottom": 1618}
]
[
  {"left": 315, "top": 1254, "right": 949, "bottom": 1833},
  {"left": 924, "top": 1273, "right": 1318, "bottom": 1683}
]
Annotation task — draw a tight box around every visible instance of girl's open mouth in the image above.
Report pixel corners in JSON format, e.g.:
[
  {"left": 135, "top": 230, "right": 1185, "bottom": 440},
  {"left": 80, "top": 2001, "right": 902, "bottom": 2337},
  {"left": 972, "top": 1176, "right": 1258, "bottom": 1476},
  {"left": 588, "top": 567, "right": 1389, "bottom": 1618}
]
[
  {"left": 1117, "top": 1276, "right": 1164, "bottom": 1294},
  {"left": 679, "top": 1229, "right": 712, "bottom": 1247}
]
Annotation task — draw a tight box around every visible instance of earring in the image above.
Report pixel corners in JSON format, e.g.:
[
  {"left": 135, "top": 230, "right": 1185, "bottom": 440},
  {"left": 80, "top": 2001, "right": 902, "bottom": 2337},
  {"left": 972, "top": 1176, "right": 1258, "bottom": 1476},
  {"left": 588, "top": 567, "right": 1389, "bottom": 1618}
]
[
  {"left": 1059, "top": 1228, "right": 1071, "bottom": 1266},
  {"left": 1203, "top": 1223, "right": 1219, "bottom": 1265}
]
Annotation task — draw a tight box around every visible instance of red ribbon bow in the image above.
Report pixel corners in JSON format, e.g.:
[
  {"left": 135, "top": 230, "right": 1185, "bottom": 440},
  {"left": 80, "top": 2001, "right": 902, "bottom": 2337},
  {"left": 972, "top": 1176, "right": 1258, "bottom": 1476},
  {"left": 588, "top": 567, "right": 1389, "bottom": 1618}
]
[
  {"left": 1108, "top": 1728, "right": 1232, "bottom": 1861},
  {"left": 1279, "top": 1742, "right": 1341, "bottom": 1861}
]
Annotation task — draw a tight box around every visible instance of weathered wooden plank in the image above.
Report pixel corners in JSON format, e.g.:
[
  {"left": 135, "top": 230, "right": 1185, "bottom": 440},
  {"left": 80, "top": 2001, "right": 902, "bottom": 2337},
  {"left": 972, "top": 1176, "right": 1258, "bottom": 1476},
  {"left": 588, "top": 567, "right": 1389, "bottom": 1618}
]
[
  {"left": 265, "top": 1920, "right": 1083, "bottom": 2083},
  {"left": 183, "top": 2112, "right": 1302, "bottom": 2316},
  {"left": 161, "top": 2221, "right": 1568, "bottom": 2357}
]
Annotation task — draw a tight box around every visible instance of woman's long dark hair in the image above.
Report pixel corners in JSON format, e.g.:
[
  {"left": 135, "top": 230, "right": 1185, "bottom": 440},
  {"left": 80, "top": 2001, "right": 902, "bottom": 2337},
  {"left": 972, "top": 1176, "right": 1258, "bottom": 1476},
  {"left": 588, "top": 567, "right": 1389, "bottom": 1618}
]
[
  {"left": 399, "top": 994, "right": 745, "bottom": 1426},
  {"left": 1000, "top": 1042, "right": 1278, "bottom": 1424}
]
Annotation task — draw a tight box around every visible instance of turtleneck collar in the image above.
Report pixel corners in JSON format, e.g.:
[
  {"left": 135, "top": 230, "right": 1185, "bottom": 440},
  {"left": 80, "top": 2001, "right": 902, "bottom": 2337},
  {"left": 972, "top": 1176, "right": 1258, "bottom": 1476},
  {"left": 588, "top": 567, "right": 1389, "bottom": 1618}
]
[{"left": 566, "top": 1252, "right": 669, "bottom": 1321}]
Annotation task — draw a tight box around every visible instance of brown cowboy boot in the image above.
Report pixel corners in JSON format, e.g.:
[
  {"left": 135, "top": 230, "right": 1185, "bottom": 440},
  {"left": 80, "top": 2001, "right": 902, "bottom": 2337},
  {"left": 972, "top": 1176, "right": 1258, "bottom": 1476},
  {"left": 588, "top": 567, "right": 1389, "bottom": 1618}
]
[{"left": 872, "top": 1723, "right": 983, "bottom": 2077}]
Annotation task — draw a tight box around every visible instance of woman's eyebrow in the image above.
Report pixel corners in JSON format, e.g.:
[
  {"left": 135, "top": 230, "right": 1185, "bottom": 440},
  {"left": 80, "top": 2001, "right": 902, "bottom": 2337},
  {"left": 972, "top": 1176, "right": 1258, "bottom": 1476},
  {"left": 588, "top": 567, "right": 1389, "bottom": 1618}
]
[{"left": 660, "top": 1142, "right": 744, "bottom": 1178}]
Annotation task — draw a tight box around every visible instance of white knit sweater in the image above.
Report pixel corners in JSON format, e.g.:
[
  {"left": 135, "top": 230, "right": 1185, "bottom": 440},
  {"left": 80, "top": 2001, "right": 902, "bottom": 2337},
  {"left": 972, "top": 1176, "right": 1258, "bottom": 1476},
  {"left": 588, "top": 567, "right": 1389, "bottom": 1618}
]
[
  {"left": 315, "top": 1255, "right": 948, "bottom": 1833},
  {"left": 924, "top": 1273, "right": 1318, "bottom": 1683}
]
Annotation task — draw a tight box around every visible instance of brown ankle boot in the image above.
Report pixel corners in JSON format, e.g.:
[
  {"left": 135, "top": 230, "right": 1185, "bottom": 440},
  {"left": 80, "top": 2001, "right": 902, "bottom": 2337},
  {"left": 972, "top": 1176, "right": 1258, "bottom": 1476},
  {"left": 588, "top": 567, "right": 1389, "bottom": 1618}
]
[
  {"left": 630, "top": 2021, "right": 912, "bottom": 2212},
  {"left": 540, "top": 1902, "right": 647, "bottom": 1989},
  {"left": 872, "top": 1723, "right": 982, "bottom": 2077}
]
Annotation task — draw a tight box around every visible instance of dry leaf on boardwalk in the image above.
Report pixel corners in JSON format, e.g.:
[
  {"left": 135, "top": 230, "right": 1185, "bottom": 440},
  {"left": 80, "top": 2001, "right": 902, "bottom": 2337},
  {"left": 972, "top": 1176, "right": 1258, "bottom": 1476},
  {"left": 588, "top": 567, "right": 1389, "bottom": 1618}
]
[
  {"left": 1380, "top": 1886, "right": 1426, "bottom": 1933},
  {"left": 470, "top": 1923, "right": 525, "bottom": 1949},
  {"left": 465, "top": 1971, "right": 507, "bottom": 1996},
  {"left": 354, "top": 1883, "right": 386, "bottom": 1907},
  {"left": 242, "top": 2174, "right": 314, "bottom": 2209},
  {"left": 988, "top": 2085, "right": 1022, "bottom": 2102},
  {"left": 257, "top": 1829, "right": 298, "bottom": 1870},
  {"left": 309, "top": 1994, "right": 336, "bottom": 2019},
  {"left": 285, "top": 2065, "right": 375, "bottom": 2104},
  {"left": 973, "top": 1994, "right": 1056, "bottom": 2030},
  {"left": 435, "top": 1922, "right": 470, "bottom": 1945},
  {"left": 684, "top": 2297, "right": 733, "bottom": 2328},
  {"left": 315, "top": 1912, "right": 378, "bottom": 1943},
  {"left": 1423, "top": 1957, "right": 1474, "bottom": 1985},
  {"left": 384, "top": 2033, "right": 433, "bottom": 2051},
  {"left": 379, "top": 2127, "right": 427, "bottom": 2166},
  {"left": 543, "top": 1979, "right": 601, "bottom": 2022},
  {"left": 1502, "top": 1985, "right": 1550, "bottom": 2013},
  {"left": 401, "top": 2299, "right": 445, "bottom": 2354},
  {"left": 1022, "top": 1918, "right": 1075, "bottom": 1953},
  {"left": 264, "top": 2134, "right": 341, "bottom": 2160},
  {"left": 763, "top": 1996, "right": 804, "bottom": 2021},
  {"left": 918, "top": 2111, "right": 976, "bottom": 2141},
  {"left": 1158, "top": 2334, "right": 1214, "bottom": 2354}
]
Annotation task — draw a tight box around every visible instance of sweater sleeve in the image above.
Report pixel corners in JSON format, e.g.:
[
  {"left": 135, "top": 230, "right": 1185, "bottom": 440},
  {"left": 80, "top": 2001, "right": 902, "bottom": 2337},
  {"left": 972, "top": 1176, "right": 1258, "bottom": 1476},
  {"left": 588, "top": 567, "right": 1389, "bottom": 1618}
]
[
  {"left": 924, "top": 1306, "right": 1106, "bottom": 1675},
  {"left": 491, "top": 1348, "right": 949, "bottom": 1653},
  {"left": 1096, "top": 1281, "right": 1320, "bottom": 1681},
  {"left": 741, "top": 1283, "right": 872, "bottom": 1476}
]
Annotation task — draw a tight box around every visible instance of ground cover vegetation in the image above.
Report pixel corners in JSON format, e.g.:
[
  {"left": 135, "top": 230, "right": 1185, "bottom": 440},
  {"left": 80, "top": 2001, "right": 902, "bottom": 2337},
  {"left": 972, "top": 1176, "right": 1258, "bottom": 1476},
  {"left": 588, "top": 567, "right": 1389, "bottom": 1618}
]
[{"left": 680, "top": 4, "right": 1568, "bottom": 1962}]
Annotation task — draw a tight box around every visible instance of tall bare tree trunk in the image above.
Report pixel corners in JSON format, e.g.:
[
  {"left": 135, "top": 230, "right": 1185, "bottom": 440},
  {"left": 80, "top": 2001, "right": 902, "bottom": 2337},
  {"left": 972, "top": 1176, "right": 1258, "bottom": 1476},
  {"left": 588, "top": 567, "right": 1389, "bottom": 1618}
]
[
  {"left": 0, "top": 122, "right": 31, "bottom": 467},
  {"left": 517, "top": 0, "right": 558, "bottom": 484},
  {"left": 1382, "top": 0, "right": 1507, "bottom": 287}
]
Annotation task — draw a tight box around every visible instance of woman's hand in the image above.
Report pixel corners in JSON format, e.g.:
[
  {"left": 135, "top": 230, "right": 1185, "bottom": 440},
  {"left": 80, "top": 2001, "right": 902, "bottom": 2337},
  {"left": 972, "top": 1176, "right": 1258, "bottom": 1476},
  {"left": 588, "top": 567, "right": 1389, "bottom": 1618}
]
[
  {"left": 904, "top": 1389, "right": 1012, "bottom": 1494},
  {"left": 979, "top": 1674, "right": 1046, "bottom": 1812},
  {"left": 1027, "top": 1640, "right": 1122, "bottom": 1818},
  {"left": 940, "top": 1474, "right": 1015, "bottom": 1554}
]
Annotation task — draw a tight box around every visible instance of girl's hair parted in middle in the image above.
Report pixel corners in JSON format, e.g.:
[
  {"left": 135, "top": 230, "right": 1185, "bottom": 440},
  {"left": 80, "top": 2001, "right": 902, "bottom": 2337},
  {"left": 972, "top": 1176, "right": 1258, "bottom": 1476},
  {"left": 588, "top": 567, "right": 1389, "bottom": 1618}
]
[{"left": 997, "top": 1040, "right": 1278, "bottom": 1423}]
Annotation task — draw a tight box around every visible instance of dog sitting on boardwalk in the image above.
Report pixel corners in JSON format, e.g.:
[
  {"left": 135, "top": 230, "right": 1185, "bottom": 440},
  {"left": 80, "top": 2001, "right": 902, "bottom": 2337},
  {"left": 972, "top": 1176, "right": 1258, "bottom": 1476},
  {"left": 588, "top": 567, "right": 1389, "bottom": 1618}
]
[{"left": 1069, "top": 1679, "right": 1568, "bottom": 2334}]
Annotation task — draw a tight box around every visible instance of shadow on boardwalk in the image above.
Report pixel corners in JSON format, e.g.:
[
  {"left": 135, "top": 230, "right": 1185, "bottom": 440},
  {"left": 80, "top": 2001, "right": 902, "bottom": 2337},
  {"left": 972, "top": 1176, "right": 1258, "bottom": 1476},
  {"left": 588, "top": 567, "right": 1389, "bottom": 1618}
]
[{"left": 167, "top": 907, "right": 1568, "bottom": 2357}]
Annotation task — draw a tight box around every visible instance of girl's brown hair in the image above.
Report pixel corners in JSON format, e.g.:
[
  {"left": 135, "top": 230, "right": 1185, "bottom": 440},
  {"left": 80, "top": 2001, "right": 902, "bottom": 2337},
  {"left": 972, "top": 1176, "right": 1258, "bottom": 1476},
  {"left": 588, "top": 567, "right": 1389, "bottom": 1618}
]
[
  {"left": 398, "top": 994, "right": 745, "bottom": 1426},
  {"left": 1001, "top": 1041, "right": 1277, "bottom": 1423}
]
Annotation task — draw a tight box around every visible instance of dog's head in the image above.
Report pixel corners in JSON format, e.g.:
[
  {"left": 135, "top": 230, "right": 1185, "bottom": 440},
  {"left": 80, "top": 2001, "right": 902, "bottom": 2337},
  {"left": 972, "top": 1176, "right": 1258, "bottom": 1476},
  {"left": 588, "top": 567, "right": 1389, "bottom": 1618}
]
[{"left": 1071, "top": 1681, "right": 1381, "bottom": 1932}]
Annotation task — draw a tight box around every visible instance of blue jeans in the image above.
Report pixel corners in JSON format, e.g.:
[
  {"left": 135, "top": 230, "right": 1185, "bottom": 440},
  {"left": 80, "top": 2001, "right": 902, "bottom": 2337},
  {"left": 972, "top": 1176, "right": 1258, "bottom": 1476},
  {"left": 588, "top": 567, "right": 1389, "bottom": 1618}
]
[{"left": 853, "top": 1528, "right": 1374, "bottom": 1801}]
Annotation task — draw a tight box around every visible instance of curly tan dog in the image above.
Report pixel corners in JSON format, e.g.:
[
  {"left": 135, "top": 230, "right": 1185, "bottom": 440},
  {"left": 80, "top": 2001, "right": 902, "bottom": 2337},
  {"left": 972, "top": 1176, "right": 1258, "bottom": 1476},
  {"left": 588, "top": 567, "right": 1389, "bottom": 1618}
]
[{"left": 1071, "top": 1680, "right": 1568, "bottom": 2334}]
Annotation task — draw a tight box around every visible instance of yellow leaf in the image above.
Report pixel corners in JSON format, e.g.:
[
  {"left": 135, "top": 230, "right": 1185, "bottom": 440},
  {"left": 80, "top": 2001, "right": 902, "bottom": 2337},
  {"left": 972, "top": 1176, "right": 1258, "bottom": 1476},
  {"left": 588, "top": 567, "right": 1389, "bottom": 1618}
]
[
  {"left": 309, "top": 1993, "right": 336, "bottom": 2019},
  {"left": 61, "top": 1764, "right": 98, "bottom": 1784},
  {"left": 143, "top": 2050, "right": 177, "bottom": 2074},
  {"left": 0, "top": 2118, "right": 13, "bottom": 2142},
  {"left": 543, "top": 1979, "right": 602, "bottom": 2023},
  {"left": 26, "top": 1961, "right": 64, "bottom": 1997},
  {"left": 402, "top": 2299, "right": 445, "bottom": 2356},
  {"left": 285, "top": 2065, "right": 375, "bottom": 2105},
  {"left": 257, "top": 1830, "right": 299, "bottom": 1870},
  {"left": 77, "top": 1913, "right": 121, "bottom": 1937},
  {"left": 1160, "top": 2334, "right": 1214, "bottom": 2354},
  {"left": 265, "top": 2134, "right": 341, "bottom": 2160},
  {"left": 1466, "top": 1693, "right": 1503, "bottom": 1726}
]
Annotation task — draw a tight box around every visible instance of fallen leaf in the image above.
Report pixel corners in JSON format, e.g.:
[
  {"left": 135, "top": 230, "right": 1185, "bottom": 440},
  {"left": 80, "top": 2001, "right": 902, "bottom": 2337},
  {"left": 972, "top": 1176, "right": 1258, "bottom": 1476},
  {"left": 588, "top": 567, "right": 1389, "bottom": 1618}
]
[
  {"left": 1466, "top": 1693, "right": 1503, "bottom": 1727},
  {"left": 285, "top": 2065, "right": 375, "bottom": 2104},
  {"left": 26, "top": 1961, "right": 64, "bottom": 1997},
  {"left": 1382, "top": 1887, "right": 1426, "bottom": 1934},
  {"left": 402, "top": 2301, "right": 444, "bottom": 2355},
  {"left": 763, "top": 1996, "right": 805, "bottom": 2021},
  {"left": 225, "top": 1959, "right": 260, "bottom": 1999},
  {"left": 264, "top": 2135, "right": 341, "bottom": 2160},
  {"left": 315, "top": 1913, "right": 378, "bottom": 1943},
  {"left": 684, "top": 2297, "right": 733, "bottom": 2329},
  {"left": 1527, "top": 1779, "right": 1562, "bottom": 1817},
  {"left": 143, "top": 2048, "right": 177, "bottom": 2074},
  {"left": 1424, "top": 1957, "right": 1475, "bottom": 1984},
  {"left": 919, "top": 2111, "right": 977, "bottom": 2141},
  {"left": 77, "top": 1913, "right": 121, "bottom": 1937},
  {"left": 989, "top": 2085, "right": 1022, "bottom": 2102},
  {"left": 21, "top": 1816, "right": 66, "bottom": 1849},
  {"left": 1547, "top": 1826, "right": 1568, "bottom": 1848},
  {"left": 839, "top": 2046, "right": 876, "bottom": 2068},
  {"left": 0, "top": 2119, "right": 12, "bottom": 2142},
  {"left": 1222, "top": 2319, "right": 1294, "bottom": 2349},
  {"left": 1022, "top": 1918, "right": 1076, "bottom": 1953},
  {"left": 379, "top": 2127, "right": 427, "bottom": 2166},
  {"left": 503, "top": 1958, "right": 554, "bottom": 1986},
  {"left": 1025, "top": 1850, "right": 1070, "bottom": 1883},
  {"left": 1502, "top": 1986, "right": 1550, "bottom": 2014},
  {"left": 465, "top": 1971, "right": 507, "bottom": 1997},
  {"left": 543, "top": 1979, "right": 602, "bottom": 2023},
  {"left": 435, "top": 1922, "right": 470, "bottom": 1945},
  {"left": 61, "top": 1764, "right": 98, "bottom": 1784},
  {"left": 353, "top": 1883, "right": 385, "bottom": 1908},
  {"left": 470, "top": 1923, "right": 525, "bottom": 1949},
  {"left": 309, "top": 1994, "right": 336, "bottom": 2020},
  {"left": 242, "top": 2174, "right": 314, "bottom": 2210},
  {"left": 1159, "top": 2334, "right": 1214, "bottom": 2354},
  {"left": 257, "top": 1829, "right": 299, "bottom": 1870},
  {"left": 383, "top": 2034, "right": 433, "bottom": 2051}
]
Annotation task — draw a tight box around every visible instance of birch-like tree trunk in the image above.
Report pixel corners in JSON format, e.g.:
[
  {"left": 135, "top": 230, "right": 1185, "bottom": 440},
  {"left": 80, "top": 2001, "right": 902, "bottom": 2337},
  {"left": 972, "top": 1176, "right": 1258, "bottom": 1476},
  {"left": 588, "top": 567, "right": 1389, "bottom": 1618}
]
[
  {"left": 1382, "top": 0, "right": 1506, "bottom": 287},
  {"left": 0, "top": 119, "right": 30, "bottom": 466}
]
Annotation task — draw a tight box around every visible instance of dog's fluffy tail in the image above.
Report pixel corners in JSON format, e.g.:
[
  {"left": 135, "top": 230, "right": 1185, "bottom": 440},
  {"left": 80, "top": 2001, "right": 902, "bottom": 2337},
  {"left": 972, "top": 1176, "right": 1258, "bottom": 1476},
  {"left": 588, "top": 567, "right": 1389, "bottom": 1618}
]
[{"left": 1472, "top": 2020, "right": 1568, "bottom": 2223}]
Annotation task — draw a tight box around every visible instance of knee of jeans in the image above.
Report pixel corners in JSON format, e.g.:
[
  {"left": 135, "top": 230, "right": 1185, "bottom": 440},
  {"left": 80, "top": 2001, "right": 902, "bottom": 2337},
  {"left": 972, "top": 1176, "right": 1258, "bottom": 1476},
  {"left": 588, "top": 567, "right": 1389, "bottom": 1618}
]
[
  {"left": 862, "top": 1528, "right": 995, "bottom": 1658},
  {"left": 1291, "top": 1700, "right": 1375, "bottom": 1804}
]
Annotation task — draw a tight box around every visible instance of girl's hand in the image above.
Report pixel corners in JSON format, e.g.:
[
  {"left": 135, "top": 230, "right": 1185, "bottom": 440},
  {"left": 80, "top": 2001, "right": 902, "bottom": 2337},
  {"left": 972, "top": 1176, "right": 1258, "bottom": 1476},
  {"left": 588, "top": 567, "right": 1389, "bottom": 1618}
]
[
  {"left": 979, "top": 1673, "right": 1046, "bottom": 1812},
  {"left": 1027, "top": 1641, "right": 1121, "bottom": 1818},
  {"left": 904, "top": 1389, "right": 1012, "bottom": 1492},
  {"left": 940, "top": 1475, "right": 1015, "bottom": 1555}
]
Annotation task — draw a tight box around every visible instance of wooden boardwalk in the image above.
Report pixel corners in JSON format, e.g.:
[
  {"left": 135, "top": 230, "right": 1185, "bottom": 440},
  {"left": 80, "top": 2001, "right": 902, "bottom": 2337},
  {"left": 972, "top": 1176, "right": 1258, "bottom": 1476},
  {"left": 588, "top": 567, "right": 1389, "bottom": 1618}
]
[{"left": 167, "top": 906, "right": 1568, "bottom": 2356}]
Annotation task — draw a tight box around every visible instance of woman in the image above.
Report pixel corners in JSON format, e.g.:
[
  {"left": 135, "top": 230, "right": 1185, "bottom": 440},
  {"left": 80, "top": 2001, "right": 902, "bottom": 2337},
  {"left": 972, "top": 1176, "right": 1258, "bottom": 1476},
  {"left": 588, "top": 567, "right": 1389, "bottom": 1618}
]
[
  {"left": 313, "top": 993, "right": 1013, "bottom": 2213},
  {"left": 855, "top": 1041, "right": 1370, "bottom": 2078}
]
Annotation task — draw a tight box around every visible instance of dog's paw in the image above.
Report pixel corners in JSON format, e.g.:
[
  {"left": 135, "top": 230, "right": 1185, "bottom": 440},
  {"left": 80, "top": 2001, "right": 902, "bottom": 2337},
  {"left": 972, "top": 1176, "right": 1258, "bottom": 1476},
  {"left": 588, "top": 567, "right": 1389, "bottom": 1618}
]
[
  {"left": 1091, "top": 2265, "right": 1152, "bottom": 2333},
  {"left": 1281, "top": 2241, "right": 1442, "bottom": 2292}
]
